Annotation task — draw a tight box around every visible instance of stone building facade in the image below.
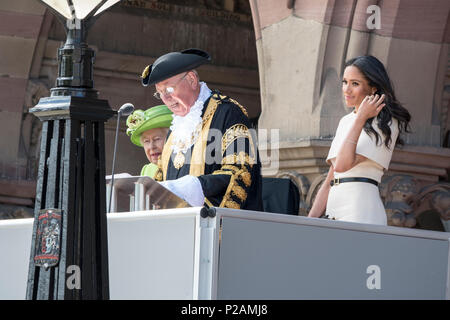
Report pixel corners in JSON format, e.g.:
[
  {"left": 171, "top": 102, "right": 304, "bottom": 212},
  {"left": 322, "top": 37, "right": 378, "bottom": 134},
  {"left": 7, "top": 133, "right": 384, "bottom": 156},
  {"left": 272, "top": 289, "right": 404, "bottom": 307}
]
[{"left": 0, "top": 0, "right": 449, "bottom": 231}]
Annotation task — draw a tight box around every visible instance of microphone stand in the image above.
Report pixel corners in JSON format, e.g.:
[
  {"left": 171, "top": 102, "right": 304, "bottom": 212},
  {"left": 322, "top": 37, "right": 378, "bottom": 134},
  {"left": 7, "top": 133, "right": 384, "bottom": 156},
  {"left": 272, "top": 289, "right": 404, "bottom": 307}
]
[{"left": 108, "top": 103, "right": 134, "bottom": 213}]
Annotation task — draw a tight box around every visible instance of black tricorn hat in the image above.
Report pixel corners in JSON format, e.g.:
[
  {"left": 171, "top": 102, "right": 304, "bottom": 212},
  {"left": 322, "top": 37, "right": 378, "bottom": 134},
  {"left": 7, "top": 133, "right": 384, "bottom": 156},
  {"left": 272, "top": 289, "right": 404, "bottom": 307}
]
[{"left": 141, "top": 48, "right": 211, "bottom": 86}]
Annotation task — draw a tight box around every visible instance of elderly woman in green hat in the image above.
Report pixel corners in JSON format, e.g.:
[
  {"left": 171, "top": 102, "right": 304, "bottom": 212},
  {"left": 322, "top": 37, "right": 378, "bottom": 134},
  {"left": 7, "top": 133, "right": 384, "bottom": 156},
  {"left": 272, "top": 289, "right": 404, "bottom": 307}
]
[{"left": 126, "top": 105, "right": 173, "bottom": 179}]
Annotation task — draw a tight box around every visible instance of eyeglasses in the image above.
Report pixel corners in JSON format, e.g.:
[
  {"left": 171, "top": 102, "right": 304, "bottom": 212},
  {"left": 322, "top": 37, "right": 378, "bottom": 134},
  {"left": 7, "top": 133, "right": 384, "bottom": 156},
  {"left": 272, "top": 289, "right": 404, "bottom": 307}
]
[{"left": 153, "top": 72, "right": 188, "bottom": 100}]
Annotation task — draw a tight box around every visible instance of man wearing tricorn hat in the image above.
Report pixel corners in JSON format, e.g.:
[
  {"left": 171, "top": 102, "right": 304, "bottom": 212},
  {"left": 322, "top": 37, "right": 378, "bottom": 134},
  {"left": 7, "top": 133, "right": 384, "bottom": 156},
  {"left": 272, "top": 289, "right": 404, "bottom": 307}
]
[{"left": 141, "top": 48, "right": 262, "bottom": 210}]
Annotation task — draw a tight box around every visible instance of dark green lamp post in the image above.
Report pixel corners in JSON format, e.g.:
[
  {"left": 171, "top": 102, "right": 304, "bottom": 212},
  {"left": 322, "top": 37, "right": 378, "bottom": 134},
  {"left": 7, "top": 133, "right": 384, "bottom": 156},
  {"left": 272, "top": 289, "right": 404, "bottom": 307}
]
[{"left": 26, "top": 0, "right": 122, "bottom": 300}]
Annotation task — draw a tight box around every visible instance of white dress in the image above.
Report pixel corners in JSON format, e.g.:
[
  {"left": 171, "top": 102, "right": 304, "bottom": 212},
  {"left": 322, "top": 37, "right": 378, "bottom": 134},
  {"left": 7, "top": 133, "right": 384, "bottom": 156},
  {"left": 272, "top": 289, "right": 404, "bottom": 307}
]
[{"left": 325, "top": 112, "right": 399, "bottom": 225}]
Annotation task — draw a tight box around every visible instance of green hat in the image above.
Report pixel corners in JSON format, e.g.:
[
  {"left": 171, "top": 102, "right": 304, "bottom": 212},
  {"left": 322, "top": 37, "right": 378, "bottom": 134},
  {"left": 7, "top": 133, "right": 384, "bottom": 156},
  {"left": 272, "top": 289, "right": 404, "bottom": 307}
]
[{"left": 126, "top": 105, "right": 173, "bottom": 147}]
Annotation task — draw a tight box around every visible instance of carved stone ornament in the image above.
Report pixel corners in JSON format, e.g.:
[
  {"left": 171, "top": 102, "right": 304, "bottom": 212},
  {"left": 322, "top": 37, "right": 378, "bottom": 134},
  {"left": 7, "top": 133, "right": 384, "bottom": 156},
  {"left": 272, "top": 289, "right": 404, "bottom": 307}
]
[
  {"left": 380, "top": 174, "right": 450, "bottom": 230},
  {"left": 379, "top": 175, "right": 421, "bottom": 228}
]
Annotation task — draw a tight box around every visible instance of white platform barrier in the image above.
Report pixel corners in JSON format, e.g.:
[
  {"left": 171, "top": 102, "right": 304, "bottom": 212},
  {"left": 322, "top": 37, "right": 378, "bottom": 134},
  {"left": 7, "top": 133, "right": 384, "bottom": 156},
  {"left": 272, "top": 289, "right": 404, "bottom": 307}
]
[{"left": 1, "top": 207, "right": 449, "bottom": 299}]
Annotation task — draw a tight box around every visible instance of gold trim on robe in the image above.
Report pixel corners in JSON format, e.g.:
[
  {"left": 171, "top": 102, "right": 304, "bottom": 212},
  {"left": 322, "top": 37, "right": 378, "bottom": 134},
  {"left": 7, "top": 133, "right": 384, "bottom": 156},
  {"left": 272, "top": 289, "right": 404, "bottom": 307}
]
[{"left": 160, "top": 93, "right": 255, "bottom": 210}]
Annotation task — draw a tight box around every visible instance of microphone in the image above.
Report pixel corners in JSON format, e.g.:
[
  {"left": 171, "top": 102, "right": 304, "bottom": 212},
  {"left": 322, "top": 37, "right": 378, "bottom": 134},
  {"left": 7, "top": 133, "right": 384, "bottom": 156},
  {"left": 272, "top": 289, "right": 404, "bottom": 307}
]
[
  {"left": 118, "top": 103, "right": 134, "bottom": 116},
  {"left": 108, "top": 103, "right": 135, "bottom": 213}
]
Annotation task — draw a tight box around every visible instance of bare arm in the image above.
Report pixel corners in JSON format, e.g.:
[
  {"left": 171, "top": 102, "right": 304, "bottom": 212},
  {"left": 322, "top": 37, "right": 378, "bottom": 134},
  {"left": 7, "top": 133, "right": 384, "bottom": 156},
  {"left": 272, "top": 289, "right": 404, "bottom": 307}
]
[
  {"left": 308, "top": 166, "right": 335, "bottom": 218},
  {"left": 333, "top": 116, "right": 367, "bottom": 172},
  {"left": 333, "top": 94, "right": 385, "bottom": 172}
]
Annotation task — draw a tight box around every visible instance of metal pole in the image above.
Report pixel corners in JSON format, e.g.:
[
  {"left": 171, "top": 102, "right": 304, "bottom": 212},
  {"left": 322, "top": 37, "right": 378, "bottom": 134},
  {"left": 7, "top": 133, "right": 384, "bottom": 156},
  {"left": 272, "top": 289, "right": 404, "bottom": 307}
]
[{"left": 108, "top": 114, "right": 121, "bottom": 213}]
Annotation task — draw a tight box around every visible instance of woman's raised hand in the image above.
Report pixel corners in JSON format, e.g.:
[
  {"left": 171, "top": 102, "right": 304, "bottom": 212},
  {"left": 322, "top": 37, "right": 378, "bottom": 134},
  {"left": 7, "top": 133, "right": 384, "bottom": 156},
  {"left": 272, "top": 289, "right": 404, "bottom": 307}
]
[{"left": 356, "top": 94, "right": 385, "bottom": 121}]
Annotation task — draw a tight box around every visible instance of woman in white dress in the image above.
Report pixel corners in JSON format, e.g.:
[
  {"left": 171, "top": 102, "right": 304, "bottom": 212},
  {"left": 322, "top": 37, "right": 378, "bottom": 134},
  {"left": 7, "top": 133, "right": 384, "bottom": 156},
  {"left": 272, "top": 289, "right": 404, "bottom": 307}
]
[{"left": 308, "top": 55, "right": 411, "bottom": 225}]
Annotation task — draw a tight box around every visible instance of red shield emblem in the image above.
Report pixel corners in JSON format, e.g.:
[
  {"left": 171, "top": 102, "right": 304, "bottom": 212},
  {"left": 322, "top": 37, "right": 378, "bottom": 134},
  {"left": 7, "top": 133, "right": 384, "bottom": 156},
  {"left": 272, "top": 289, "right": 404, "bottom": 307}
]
[{"left": 34, "top": 209, "right": 62, "bottom": 269}]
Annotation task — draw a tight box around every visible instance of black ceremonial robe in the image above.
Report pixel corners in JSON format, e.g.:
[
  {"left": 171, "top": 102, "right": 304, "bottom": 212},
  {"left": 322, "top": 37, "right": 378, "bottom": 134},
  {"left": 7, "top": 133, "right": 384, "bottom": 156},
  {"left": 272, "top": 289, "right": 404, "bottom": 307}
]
[{"left": 158, "top": 91, "right": 263, "bottom": 211}]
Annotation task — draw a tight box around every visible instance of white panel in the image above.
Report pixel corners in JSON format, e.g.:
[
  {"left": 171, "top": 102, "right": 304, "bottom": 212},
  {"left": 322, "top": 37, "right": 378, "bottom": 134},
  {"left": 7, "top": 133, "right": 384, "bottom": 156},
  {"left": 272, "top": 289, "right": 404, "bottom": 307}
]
[
  {"left": 0, "top": 208, "right": 202, "bottom": 300},
  {"left": 107, "top": 210, "right": 199, "bottom": 299},
  {"left": 213, "top": 209, "right": 450, "bottom": 300},
  {"left": 0, "top": 218, "right": 33, "bottom": 300}
]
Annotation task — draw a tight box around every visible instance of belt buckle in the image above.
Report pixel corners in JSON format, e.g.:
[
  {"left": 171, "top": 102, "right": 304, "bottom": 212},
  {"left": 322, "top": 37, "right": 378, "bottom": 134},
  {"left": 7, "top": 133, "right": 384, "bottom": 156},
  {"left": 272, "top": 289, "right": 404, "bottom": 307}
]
[{"left": 334, "top": 178, "right": 340, "bottom": 186}]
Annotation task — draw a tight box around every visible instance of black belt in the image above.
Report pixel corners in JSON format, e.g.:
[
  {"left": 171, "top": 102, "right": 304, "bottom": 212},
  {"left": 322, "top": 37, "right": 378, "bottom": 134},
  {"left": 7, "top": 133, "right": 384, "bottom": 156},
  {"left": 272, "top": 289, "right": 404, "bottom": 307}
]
[{"left": 330, "top": 177, "right": 378, "bottom": 187}]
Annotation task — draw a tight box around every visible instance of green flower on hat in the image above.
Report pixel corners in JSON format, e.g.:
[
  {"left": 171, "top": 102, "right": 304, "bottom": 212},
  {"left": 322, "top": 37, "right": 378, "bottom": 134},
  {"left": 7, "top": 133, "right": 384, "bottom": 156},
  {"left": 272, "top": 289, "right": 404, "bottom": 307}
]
[
  {"left": 126, "top": 109, "right": 145, "bottom": 135},
  {"left": 126, "top": 105, "right": 173, "bottom": 147}
]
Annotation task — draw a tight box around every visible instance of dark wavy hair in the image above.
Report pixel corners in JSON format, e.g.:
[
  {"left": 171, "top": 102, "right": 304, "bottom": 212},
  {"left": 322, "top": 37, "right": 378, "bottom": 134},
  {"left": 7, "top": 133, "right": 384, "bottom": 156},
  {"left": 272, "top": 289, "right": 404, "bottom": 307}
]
[{"left": 344, "top": 55, "right": 411, "bottom": 148}]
